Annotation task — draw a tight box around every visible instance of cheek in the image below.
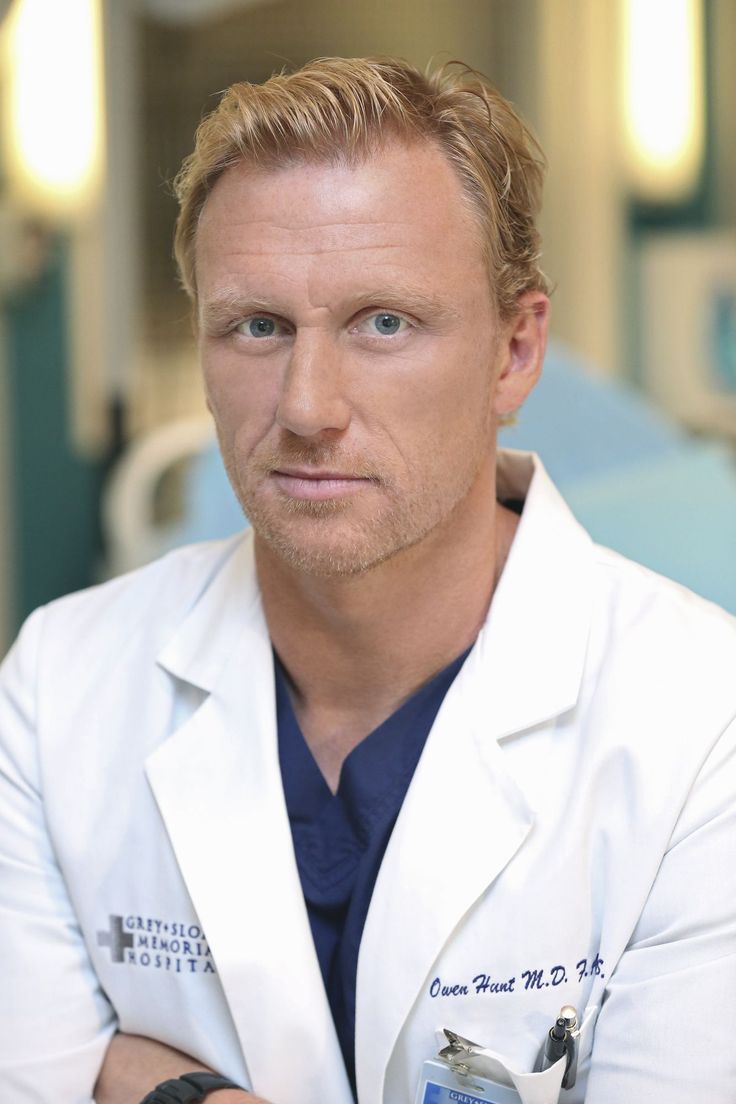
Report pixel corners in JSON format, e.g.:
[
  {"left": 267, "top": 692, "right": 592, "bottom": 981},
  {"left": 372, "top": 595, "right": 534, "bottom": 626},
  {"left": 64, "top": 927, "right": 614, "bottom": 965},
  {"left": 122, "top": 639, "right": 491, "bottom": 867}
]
[
  {"left": 376, "top": 342, "right": 494, "bottom": 438},
  {"left": 202, "top": 354, "right": 281, "bottom": 448},
  {"left": 356, "top": 367, "right": 492, "bottom": 486}
]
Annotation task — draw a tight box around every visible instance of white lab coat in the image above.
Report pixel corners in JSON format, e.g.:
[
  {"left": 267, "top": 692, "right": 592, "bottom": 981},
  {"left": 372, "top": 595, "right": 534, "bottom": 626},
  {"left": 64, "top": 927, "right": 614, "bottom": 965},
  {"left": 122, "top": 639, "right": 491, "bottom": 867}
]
[{"left": 1, "top": 451, "right": 735, "bottom": 1104}]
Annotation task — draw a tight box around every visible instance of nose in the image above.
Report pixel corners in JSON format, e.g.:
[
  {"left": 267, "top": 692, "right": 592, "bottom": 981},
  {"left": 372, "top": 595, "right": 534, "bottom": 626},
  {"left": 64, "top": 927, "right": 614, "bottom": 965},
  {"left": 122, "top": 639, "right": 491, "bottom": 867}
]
[{"left": 275, "top": 330, "right": 351, "bottom": 439}]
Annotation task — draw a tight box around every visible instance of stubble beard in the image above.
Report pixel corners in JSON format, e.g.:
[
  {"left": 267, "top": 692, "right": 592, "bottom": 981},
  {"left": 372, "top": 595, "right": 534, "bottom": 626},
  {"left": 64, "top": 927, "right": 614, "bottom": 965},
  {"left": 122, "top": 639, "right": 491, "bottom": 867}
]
[
  {"left": 220, "top": 433, "right": 492, "bottom": 579},
  {"left": 231, "top": 470, "right": 434, "bottom": 577}
]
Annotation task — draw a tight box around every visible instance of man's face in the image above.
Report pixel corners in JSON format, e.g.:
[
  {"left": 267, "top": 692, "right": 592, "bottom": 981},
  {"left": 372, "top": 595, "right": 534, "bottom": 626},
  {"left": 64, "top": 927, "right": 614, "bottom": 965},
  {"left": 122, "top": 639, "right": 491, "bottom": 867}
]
[{"left": 196, "top": 140, "right": 525, "bottom": 576}]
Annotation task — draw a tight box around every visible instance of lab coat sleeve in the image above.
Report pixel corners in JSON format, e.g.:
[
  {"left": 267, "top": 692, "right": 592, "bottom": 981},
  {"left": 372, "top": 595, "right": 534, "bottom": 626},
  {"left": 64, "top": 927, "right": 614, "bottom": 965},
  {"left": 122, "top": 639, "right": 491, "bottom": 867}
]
[
  {"left": 584, "top": 716, "right": 736, "bottom": 1103},
  {"left": 0, "top": 609, "right": 116, "bottom": 1102}
]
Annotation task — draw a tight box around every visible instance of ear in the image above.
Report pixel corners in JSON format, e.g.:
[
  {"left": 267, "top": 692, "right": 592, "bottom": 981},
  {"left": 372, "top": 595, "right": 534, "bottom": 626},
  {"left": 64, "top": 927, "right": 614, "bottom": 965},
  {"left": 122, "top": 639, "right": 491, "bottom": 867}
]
[{"left": 493, "top": 291, "right": 550, "bottom": 417}]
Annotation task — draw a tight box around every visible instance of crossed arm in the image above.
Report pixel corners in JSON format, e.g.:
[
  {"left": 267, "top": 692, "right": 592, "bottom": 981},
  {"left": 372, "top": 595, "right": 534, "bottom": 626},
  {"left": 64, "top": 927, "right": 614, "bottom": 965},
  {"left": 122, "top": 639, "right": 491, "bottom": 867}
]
[{"left": 94, "top": 1033, "right": 262, "bottom": 1104}]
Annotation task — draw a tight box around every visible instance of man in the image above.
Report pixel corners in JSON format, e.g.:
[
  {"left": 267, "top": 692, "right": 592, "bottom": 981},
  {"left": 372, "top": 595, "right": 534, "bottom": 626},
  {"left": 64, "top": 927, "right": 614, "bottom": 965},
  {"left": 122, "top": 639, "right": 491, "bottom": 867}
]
[{"left": 1, "top": 58, "right": 735, "bottom": 1104}]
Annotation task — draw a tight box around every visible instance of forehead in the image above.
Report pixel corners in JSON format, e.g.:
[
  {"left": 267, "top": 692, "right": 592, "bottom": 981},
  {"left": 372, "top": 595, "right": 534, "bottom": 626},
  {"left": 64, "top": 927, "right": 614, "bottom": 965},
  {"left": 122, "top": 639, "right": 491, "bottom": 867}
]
[{"left": 194, "top": 140, "right": 491, "bottom": 309}]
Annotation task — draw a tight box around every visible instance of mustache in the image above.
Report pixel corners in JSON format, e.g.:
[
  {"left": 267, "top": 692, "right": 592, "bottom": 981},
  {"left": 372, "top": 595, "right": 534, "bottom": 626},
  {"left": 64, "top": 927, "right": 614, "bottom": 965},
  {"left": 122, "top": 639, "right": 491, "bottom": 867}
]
[{"left": 255, "top": 442, "right": 384, "bottom": 482}]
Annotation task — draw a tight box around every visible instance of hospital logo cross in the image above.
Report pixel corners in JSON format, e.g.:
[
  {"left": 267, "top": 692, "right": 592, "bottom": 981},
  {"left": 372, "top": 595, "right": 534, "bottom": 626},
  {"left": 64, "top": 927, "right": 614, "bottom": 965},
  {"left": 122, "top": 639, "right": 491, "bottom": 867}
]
[{"left": 97, "top": 915, "right": 134, "bottom": 963}]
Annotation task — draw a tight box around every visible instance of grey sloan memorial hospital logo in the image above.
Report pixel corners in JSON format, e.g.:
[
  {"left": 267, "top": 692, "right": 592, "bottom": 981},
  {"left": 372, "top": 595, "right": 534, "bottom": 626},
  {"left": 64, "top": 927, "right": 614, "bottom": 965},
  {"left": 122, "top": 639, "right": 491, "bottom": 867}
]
[{"left": 97, "top": 914, "right": 217, "bottom": 975}]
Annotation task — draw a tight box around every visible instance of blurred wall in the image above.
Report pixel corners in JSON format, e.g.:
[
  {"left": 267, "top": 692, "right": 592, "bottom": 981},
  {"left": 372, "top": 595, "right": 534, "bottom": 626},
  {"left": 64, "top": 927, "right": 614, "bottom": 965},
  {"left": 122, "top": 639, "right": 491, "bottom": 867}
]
[
  {"left": 536, "top": 0, "right": 624, "bottom": 377},
  {"left": 4, "top": 242, "right": 107, "bottom": 629},
  {"left": 0, "top": 318, "right": 11, "bottom": 654},
  {"left": 712, "top": 0, "right": 736, "bottom": 228}
]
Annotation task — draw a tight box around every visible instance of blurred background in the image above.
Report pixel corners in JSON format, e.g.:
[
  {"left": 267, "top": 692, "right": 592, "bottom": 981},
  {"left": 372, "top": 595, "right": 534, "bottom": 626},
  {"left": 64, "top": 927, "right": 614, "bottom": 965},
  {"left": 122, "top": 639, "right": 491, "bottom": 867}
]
[{"left": 0, "top": 0, "right": 735, "bottom": 657}]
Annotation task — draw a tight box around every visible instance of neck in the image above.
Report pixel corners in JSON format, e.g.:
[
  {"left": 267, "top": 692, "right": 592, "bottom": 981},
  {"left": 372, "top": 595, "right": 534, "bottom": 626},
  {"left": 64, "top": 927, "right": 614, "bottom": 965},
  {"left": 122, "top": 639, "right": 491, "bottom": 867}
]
[{"left": 256, "top": 461, "right": 518, "bottom": 763}]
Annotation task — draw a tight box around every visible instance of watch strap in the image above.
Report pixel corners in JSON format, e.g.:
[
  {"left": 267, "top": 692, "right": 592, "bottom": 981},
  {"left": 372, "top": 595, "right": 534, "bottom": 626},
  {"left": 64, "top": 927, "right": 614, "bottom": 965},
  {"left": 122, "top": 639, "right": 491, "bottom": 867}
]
[{"left": 141, "top": 1071, "right": 245, "bottom": 1103}]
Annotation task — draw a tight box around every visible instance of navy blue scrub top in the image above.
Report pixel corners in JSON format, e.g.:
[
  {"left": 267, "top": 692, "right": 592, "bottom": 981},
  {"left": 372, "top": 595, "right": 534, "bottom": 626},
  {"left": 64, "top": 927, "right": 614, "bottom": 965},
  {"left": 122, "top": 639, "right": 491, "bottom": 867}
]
[{"left": 275, "top": 646, "right": 472, "bottom": 1097}]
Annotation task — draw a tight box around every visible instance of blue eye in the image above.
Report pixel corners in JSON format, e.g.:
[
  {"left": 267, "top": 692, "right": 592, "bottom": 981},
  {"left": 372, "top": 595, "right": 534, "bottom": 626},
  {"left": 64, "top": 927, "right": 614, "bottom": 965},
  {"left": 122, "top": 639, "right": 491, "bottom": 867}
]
[
  {"left": 246, "top": 317, "right": 276, "bottom": 337},
  {"left": 371, "top": 313, "right": 403, "bottom": 335}
]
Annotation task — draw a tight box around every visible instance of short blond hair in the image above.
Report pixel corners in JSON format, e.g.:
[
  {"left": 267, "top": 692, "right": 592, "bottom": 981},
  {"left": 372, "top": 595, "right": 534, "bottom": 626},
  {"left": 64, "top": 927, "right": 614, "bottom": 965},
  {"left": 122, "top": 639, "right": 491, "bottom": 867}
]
[{"left": 174, "top": 56, "right": 549, "bottom": 319}]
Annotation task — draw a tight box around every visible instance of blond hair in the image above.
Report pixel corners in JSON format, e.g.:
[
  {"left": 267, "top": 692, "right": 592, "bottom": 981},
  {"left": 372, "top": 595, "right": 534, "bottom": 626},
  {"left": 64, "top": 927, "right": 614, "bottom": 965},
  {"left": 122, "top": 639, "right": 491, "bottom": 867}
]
[{"left": 174, "top": 56, "right": 549, "bottom": 318}]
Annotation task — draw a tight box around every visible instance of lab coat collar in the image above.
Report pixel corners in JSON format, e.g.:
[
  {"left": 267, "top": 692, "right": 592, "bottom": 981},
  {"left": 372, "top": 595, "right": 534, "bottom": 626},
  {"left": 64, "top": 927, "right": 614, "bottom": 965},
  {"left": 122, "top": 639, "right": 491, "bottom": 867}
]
[
  {"left": 156, "top": 535, "right": 259, "bottom": 692},
  {"left": 482, "top": 449, "right": 595, "bottom": 741}
]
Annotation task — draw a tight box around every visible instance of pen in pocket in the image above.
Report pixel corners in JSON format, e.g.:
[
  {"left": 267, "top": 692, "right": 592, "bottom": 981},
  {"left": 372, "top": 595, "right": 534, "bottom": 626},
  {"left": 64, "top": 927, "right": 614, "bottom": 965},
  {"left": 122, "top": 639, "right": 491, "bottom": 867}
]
[{"left": 535, "top": 1004, "right": 579, "bottom": 1089}]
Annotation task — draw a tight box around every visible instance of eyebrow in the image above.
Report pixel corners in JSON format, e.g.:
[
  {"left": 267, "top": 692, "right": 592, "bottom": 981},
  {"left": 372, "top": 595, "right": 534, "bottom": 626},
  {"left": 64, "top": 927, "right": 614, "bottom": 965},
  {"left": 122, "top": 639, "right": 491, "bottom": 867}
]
[
  {"left": 199, "top": 291, "right": 277, "bottom": 332},
  {"left": 350, "top": 289, "right": 462, "bottom": 325},
  {"left": 199, "top": 286, "right": 462, "bottom": 332}
]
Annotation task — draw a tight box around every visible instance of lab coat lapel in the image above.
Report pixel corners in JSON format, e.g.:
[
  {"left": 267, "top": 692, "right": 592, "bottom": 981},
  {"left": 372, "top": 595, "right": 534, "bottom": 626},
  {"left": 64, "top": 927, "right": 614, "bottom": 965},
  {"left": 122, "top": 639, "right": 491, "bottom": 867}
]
[
  {"left": 355, "top": 660, "right": 535, "bottom": 1104},
  {"left": 146, "top": 535, "right": 352, "bottom": 1104},
  {"left": 356, "top": 453, "right": 595, "bottom": 1104}
]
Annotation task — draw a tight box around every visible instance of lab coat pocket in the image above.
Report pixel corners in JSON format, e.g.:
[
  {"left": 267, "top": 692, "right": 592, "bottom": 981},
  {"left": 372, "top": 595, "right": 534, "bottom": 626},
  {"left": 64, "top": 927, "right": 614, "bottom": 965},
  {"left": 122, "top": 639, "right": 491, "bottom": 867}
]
[
  {"left": 508, "top": 1058, "right": 566, "bottom": 1104},
  {"left": 511, "top": 1002, "right": 599, "bottom": 1104},
  {"left": 422, "top": 1004, "right": 599, "bottom": 1104},
  {"left": 416, "top": 1048, "right": 564, "bottom": 1104}
]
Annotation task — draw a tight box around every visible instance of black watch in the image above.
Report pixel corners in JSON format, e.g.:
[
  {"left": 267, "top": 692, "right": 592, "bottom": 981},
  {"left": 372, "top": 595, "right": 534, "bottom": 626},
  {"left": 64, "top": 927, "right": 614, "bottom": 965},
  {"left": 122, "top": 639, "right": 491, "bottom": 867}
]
[{"left": 140, "top": 1071, "right": 245, "bottom": 1103}]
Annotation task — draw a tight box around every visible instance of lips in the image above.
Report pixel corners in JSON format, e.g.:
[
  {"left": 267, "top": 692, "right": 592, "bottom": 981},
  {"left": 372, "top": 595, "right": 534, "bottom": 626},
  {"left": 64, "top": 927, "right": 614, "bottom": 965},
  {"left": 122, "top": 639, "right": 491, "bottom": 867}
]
[
  {"left": 274, "top": 467, "right": 363, "bottom": 481},
  {"left": 270, "top": 467, "right": 373, "bottom": 501}
]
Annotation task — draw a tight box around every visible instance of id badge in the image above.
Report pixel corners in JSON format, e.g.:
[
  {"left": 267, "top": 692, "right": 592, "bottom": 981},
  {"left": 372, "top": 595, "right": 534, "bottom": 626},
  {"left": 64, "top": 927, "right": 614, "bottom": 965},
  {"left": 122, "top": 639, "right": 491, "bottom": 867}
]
[
  {"left": 415, "top": 1058, "right": 524, "bottom": 1104},
  {"left": 415, "top": 1023, "right": 572, "bottom": 1104}
]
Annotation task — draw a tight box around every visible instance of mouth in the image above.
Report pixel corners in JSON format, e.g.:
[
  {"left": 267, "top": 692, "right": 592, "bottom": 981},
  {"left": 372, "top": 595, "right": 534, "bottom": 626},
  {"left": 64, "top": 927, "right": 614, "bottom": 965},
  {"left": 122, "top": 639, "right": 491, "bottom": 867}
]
[{"left": 270, "top": 467, "right": 375, "bottom": 501}]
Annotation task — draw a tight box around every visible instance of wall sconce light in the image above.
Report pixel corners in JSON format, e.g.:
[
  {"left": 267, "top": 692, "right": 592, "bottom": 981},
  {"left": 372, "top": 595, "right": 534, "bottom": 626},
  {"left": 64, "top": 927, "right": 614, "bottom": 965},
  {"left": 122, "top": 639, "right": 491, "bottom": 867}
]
[
  {"left": 2, "top": 0, "right": 105, "bottom": 220},
  {"left": 621, "top": 0, "right": 705, "bottom": 204}
]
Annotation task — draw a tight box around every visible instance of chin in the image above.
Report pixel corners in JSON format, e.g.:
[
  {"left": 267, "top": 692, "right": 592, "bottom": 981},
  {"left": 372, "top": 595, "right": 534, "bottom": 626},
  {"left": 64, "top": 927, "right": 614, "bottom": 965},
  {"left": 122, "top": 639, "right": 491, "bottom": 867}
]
[
  {"left": 240, "top": 479, "right": 458, "bottom": 578},
  {"left": 259, "top": 527, "right": 401, "bottom": 577},
  {"left": 255, "top": 505, "right": 455, "bottom": 578}
]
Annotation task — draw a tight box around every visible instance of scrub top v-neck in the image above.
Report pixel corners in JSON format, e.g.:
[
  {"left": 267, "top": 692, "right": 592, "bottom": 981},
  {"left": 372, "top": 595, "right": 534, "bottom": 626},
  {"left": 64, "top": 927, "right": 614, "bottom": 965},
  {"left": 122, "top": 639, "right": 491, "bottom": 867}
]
[{"left": 275, "top": 646, "right": 471, "bottom": 1096}]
